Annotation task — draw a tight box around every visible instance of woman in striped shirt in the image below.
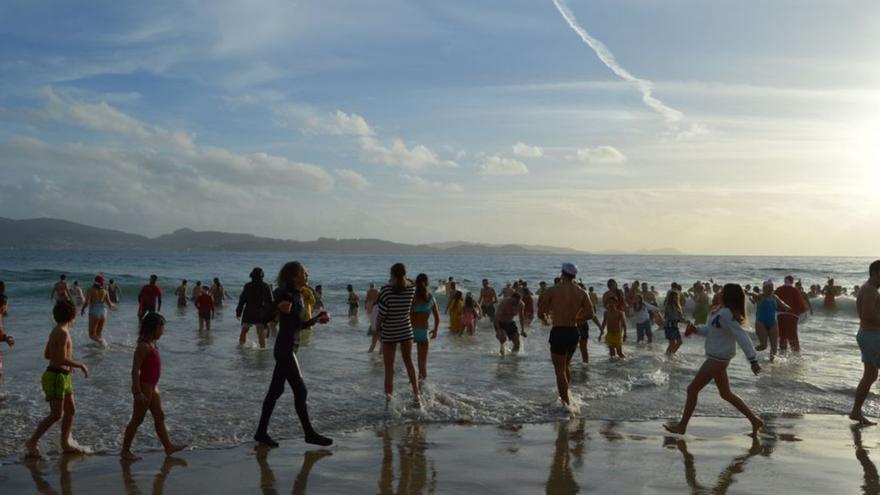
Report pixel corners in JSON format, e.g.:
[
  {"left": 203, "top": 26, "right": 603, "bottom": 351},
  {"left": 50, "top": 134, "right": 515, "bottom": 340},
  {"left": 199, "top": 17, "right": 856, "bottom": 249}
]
[{"left": 377, "top": 263, "right": 420, "bottom": 404}]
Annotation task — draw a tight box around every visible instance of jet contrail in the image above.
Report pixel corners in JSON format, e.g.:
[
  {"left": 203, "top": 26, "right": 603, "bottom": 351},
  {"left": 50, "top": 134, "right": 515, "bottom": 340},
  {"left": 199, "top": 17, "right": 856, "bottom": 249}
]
[{"left": 552, "top": 0, "right": 683, "bottom": 124}]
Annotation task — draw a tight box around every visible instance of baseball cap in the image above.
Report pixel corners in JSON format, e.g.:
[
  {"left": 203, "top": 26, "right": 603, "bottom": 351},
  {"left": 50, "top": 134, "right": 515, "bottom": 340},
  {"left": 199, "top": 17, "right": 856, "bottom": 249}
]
[{"left": 561, "top": 262, "right": 578, "bottom": 276}]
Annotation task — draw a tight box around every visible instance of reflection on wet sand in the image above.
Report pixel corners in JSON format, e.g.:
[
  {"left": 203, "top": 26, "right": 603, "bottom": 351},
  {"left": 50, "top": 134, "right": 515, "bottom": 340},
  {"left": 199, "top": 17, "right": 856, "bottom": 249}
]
[
  {"left": 121, "top": 456, "right": 188, "bottom": 495},
  {"left": 546, "top": 419, "right": 588, "bottom": 495},
  {"left": 379, "top": 424, "right": 437, "bottom": 494},
  {"left": 665, "top": 436, "right": 762, "bottom": 494},
  {"left": 24, "top": 453, "right": 83, "bottom": 495},
  {"left": 852, "top": 424, "right": 880, "bottom": 495},
  {"left": 255, "top": 445, "right": 332, "bottom": 495}
]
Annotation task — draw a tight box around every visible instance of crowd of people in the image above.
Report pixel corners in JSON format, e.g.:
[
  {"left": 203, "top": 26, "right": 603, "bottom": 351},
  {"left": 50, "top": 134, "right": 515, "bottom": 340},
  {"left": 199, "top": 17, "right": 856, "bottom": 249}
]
[{"left": 0, "top": 259, "right": 879, "bottom": 463}]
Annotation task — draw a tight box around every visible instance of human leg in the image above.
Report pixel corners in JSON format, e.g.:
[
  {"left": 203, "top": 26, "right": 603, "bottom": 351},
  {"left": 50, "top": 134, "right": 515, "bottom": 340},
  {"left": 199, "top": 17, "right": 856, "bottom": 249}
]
[
  {"left": 399, "top": 340, "right": 420, "bottom": 399},
  {"left": 714, "top": 365, "right": 763, "bottom": 433},
  {"left": 382, "top": 341, "right": 397, "bottom": 397},
  {"left": 664, "top": 360, "right": 718, "bottom": 434},
  {"left": 851, "top": 363, "right": 879, "bottom": 425},
  {"left": 121, "top": 385, "right": 151, "bottom": 460}
]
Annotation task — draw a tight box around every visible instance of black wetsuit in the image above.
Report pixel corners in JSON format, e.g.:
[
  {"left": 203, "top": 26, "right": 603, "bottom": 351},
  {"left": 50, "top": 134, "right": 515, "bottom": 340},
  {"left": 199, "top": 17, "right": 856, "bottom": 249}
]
[
  {"left": 236, "top": 281, "right": 273, "bottom": 325},
  {"left": 255, "top": 287, "right": 318, "bottom": 439}
]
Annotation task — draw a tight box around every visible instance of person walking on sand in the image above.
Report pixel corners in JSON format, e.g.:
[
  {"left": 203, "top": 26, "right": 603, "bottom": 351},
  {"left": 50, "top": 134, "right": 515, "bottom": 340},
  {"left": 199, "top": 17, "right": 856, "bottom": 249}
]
[
  {"left": 850, "top": 260, "right": 880, "bottom": 425},
  {"left": 137, "top": 275, "right": 162, "bottom": 322},
  {"left": 26, "top": 301, "right": 90, "bottom": 457},
  {"left": 254, "top": 261, "right": 332, "bottom": 448},
  {"left": 775, "top": 275, "right": 809, "bottom": 353},
  {"left": 479, "top": 279, "right": 498, "bottom": 323},
  {"left": 80, "top": 275, "right": 114, "bottom": 346},
  {"left": 120, "top": 312, "right": 187, "bottom": 461},
  {"left": 237, "top": 268, "right": 273, "bottom": 349},
  {"left": 377, "top": 263, "right": 420, "bottom": 405},
  {"left": 538, "top": 263, "right": 595, "bottom": 406},
  {"left": 174, "top": 280, "right": 188, "bottom": 307},
  {"left": 665, "top": 284, "right": 763, "bottom": 436}
]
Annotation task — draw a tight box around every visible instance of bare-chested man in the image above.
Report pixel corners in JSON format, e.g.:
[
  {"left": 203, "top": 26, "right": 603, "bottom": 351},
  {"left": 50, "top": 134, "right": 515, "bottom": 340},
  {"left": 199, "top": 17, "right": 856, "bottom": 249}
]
[
  {"left": 851, "top": 260, "right": 880, "bottom": 425},
  {"left": 479, "top": 279, "right": 498, "bottom": 323},
  {"left": 494, "top": 292, "right": 525, "bottom": 355},
  {"left": 51, "top": 274, "right": 72, "bottom": 303},
  {"left": 539, "top": 263, "right": 595, "bottom": 405},
  {"left": 602, "top": 279, "right": 625, "bottom": 311}
]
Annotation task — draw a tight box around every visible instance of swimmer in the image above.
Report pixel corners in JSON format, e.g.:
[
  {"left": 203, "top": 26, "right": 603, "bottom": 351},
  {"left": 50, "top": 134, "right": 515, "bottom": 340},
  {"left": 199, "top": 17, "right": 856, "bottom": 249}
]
[
  {"left": 631, "top": 294, "right": 660, "bottom": 344},
  {"left": 51, "top": 274, "right": 72, "bottom": 303},
  {"left": 347, "top": 285, "right": 359, "bottom": 319},
  {"left": 462, "top": 293, "right": 481, "bottom": 336},
  {"left": 71, "top": 281, "right": 85, "bottom": 308},
  {"left": 195, "top": 286, "right": 215, "bottom": 331},
  {"left": 236, "top": 268, "right": 273, "bottom": 349},
  {"left": 211, "top": 278, "right": 229, "bottom": 307},
  {"left": 174, "top": 280, "right": 188, "bottom": 307},
  {"left": 663, "top": 289, "right": 687, "bottom": 355},
  {"left": 137, "top": 275, "right": 162, "bottom": 321},
  {"left": 851, "top": 260, "right": 880, "bottom": 425},
  {"left": 495, "top": 291, "right": 526, "bottom": 355},
  {"left": 376, "top": 263, "right": 420, "bottom": 404},
  {"left": 601, "top": 296, "right": 627, "bottom": 359},
  {"left": 447, "top": 291, "right": 464, "bottom": 335},
  {"left": 753, "top": 280, "right": 792, "bottom": 358},
  {"left": 108, "top": 279, "right": 123, "bottom": 304},
  {"left": 665, "top": 284, "right": 762, "bottom": 436},
  {"left": 478, "top": 279, "right": 498, "bottom": 323},
  {"left": 26, "top": 301, "right": 90, "bottom": 457},
  {"left": 190, "top": 281, "right": 202, "bottom": 303},
  {"left": 775, "top": 275, "right": 809, "bottom": 353},
  {"left": 120, "top": 312, "right": 187, "bottom": 460},
  {"left": 80, "top": 275, "right": 113, "bottom": 345},
  {"left": 823, "top": 278, "right": 837, "bottom": 308},
  {"left": 411, "top": 274, "right": 440, "bottom": 382}
]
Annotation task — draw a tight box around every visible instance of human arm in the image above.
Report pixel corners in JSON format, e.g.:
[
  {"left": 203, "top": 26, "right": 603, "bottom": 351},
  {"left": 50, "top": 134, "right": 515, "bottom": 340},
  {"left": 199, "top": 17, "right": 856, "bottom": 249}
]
[
  {"left": 518, "top": 303, "right": 526, "bottom": 337},
  {"left": 52, "top": 332, "right": 89, "bottom": 376},
  {"left": 538, "top": 289, "right": 552, "bottom": 324},
  {"left": 722, "top": 311, "right": 760, "bottom": 373},
  {"left": 157, "top": 289, "right": 162, "bottom": 312},
  {"left": 774, "top": 295, "right": 792, "bottom": 313},
  {"left": 80, "top": 290, "right": 89, "bottom": 316},
  {"left": 431, "top": 301, "right": 440, "bottom": 338},
  {"left": 236, "top": 284, "right": 248, "bottom": 318},
  {"left": 130, "top": 343, "right": 149, "bottom": 403}
]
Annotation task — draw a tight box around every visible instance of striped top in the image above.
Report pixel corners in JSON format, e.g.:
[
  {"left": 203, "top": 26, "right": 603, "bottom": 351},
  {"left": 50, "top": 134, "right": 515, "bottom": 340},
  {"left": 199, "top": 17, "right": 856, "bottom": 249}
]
[{"left": 377, "top": 284, "right": 416, "bottom": 343}]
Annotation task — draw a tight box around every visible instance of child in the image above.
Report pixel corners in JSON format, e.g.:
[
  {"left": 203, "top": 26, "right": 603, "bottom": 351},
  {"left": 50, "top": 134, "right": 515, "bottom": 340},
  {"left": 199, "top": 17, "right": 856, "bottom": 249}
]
[
  {"left": 347, "top": 285, "right": 359, "bottom": 319},
  {"left": 26, "top": 300, "right": 89, "bottom": 457},
  {"left": 447, "top": 291, "right": 464, "bottom": 334},
  {"left": 0, "top": 282, "right": 14, "bottom": 399},
  {"left": 665, "top": 284, "right": 763, "bottom": 435},
  {"left": 754, "top": 280, "right": 791, "bottom": 358},
  {"left": 663, "top": 290, "right": 687, "bottom": 355},
  {"left": 462, "top": 293, "right": 481, "bottom": 336},
  {"left": 195, "top": 286, "right": 215, "bottom": 331},
  {"left": 121, "top": 312, "right": 187, "bottom": 460},
  {"left": 632, "top": 294, "right": 660, "bottom": 343},
  {"left": 600, "top": 296, "right": 627, "bottom": 359}
]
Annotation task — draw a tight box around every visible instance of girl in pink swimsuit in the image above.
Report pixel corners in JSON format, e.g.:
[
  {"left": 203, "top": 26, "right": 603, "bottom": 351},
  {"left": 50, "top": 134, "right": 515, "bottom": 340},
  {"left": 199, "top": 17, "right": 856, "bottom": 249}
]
[
  {"left": 120, "top": 312, "right": 187, "bottom": 461},
  {"left": 462, "top": 293, "right": 481, "bottom": 336}
]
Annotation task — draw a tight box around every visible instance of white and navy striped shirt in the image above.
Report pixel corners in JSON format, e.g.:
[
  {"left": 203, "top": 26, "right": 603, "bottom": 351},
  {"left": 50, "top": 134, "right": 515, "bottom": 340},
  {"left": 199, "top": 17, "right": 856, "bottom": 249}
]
[{"left": 377, "top": 284, "right": 416, "bottom": 342}]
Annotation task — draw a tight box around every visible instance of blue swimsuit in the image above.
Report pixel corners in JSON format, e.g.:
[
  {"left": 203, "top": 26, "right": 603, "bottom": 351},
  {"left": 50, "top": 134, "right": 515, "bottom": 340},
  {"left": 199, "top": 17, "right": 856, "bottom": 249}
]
[
  {"left": 756, "top": 298, "right": 777, "bottom": 328},
  {"left": 412, "top": 294, "right": 434, "bottom": 343}
]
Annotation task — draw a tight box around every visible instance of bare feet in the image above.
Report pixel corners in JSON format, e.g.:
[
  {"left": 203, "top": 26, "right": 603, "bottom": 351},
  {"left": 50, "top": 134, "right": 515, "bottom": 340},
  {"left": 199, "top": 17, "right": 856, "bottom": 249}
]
[
  {"left": 165, "top": 444, "right": 188, "bottom": 456},
  {"left": 62, "top": 444, "right": 86, "bottom": 454},
  {"left": 663, "top": 422, "right": 687, "bottom": 435},
  {"left": 120, "top": 450, "right": 143, "bottom": 461},
  {"left": 850, "top": 413, "right": 877, "bottom": 426},
  {"left": 25, "top": 441, "right": 41, "bottom": 458},
  {"left": 750, "top": 418, "right": 765, "bottom": 436}
]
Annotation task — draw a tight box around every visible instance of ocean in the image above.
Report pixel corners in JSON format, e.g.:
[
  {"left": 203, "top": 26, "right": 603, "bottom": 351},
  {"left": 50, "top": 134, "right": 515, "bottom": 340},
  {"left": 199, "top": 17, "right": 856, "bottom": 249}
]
[{"left": 0, "top": 250, "right": 873, "bottom": 460}]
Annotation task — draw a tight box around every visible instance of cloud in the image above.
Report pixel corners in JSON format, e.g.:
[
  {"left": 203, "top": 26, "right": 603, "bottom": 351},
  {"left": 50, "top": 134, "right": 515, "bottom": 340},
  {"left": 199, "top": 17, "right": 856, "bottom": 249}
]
[
  {"left": 569, "top": 146, "right": 628, "bottom": 164},
  {"left": 675, "top": 123, "right": 711, "bottom": 141},
  {"left": 478, "top": 156, "right": 529, "bottom": 176},
  {"left": 359, "top": 136, "right": 457, "bottom": 170},
  {"left": 400, "top": 174, "right": 463, "bottom": 193},
  {"left": 335, "top": 168, "right": 369, "bottom": 191},
  {"left": 306, "top": 110, "right": 374, "bottom": 137},
  {"left": 512, "top": 141, "right": 543, "bottom": 158},
  {"left": 42, "top": 87, "right": 152, "bottom": 139}
]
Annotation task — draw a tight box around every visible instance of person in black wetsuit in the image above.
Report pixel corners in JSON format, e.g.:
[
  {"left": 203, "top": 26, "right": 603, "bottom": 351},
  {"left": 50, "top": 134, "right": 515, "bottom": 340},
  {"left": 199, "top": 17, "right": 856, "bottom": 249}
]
[
  {"left": 236, "top": 267, "right": 273, "bottom": 349},
  {"left": 254, "top": 261, "right": 332, "bottom": 447}
]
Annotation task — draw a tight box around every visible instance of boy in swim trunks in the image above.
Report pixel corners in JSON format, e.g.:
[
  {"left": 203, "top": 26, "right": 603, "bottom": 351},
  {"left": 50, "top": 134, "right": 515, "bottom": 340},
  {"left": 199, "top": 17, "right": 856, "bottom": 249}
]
[
  {"left": 0, "top": 283, "right": 14, "bottom": 399},
  {"left": 495, "top": 292, "right": 525, "bottom": 355},
  {"left": 26, "top": 300, "right": 90, "bottom": 457}
]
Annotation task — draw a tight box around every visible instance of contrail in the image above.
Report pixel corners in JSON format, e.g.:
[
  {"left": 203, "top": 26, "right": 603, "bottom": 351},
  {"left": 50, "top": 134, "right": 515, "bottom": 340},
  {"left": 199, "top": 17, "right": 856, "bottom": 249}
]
[{"left": 551, "top": 0, "right": 683, "bottom": 124}]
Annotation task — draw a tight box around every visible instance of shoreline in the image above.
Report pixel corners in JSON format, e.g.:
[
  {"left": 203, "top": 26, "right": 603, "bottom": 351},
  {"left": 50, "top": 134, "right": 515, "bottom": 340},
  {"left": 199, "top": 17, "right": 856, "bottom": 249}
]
[{"left": 2, "top": 414, "right": 878, "bottom": 494}]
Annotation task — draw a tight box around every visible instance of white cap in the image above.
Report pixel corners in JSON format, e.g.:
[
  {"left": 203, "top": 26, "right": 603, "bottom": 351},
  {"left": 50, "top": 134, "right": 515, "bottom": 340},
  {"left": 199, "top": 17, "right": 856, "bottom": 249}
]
[{"left": 561, "top": 262, "right": 578, "bottom": 276}]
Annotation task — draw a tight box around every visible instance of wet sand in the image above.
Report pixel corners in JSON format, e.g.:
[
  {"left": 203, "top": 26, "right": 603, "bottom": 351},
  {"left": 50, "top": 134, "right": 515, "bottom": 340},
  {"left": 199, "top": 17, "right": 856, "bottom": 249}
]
[{"left": 1, "top": 414, "right": 878, "bottom": 494}]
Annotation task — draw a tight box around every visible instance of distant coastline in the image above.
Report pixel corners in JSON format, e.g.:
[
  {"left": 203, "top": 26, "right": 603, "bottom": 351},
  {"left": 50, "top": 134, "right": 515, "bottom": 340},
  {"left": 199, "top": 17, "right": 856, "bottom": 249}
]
[{"left": 0, "top": 217, "right": 685, "bottom": 256}]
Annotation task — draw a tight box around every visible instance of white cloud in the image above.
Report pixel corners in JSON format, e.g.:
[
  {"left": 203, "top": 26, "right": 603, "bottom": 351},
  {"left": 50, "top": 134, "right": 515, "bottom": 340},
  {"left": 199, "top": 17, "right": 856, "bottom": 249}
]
[
  {"left": 42, "top": 87, "right": 152, "bottom": 139},
  {"left": 675, "top": 123, "right": 711, "bottom": 141},
  {"left": 512, "top": 141, "right": 543, "bottom": 158},
  {"left": 478, "top": 156, "right": 529, "bottom": 176},
  {"left": 335, "top": 168, "right": 369, "bottom": 191},
  {"left": 359, "top": 136, "right": 457, "bottom": 170},
  {"left": 306, "top": 110, "right": 374, "bottom": 137},
  {"left": 400, "top": 174, "right": 463, "bottom": 193},
  {"left": 570, "top": 146, "right": 628, "bottom": 164}
]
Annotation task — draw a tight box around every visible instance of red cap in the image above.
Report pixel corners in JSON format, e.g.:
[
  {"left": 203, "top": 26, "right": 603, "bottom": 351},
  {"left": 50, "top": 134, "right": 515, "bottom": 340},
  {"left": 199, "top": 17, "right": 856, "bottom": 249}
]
[{"left": 95, "top": 275, "right": 106, "bottom": 285}]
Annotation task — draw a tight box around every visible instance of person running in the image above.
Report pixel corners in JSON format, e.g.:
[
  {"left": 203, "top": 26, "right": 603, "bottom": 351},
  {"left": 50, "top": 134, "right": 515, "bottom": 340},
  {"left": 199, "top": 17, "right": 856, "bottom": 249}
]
[
  {"left": 376, "top": 263, "right": 420, "bottom": 404},
  {"left": 632, "top": 294, "right": 660, "bottom": 343},
  {"left": 254, "top": 261, "right": 332, "bottom": 447},
  {"left": 108, "top": 279, "right": 123, "bottom": 304},
  {"left": 775, "top": 275, "right": 809, "bottom": 352},
  {"left": 538, "top": 263, "right": 595, "bottom": 406},
  {"left": 190, "top": 281, "right": 202, "bottom": 303},
  {"left": 0, "top": 282, "right": 14, "bottom": 400},
  {"left": 601, "top": 296, "right": 627, "bottom": 359},
  {"left": 71, "top": 281, "right": 85, "bottom": 308},
  {"left": 495, "top": 292, "right": 526, "bottom": 355},
  {"left": 462, "top": 293, "right": 480, "bottom": 336},
  {"left": 80, "top": 275, "right": 113, "bottom": 346},
  {"left": 137, "top": 275, "right": 162, "bottom": 321},
  {"left": 365, "top": 283, "right": 381, "bottom": 352},
  {"left": 195, "top": 286, "right": 215, "bottom": 331},
  {"left": 446, "top": 291, "right": 464, "bottom": 335},
  {"left": 211, "top": 278, "right": 229, "bottom": 307},
  {"left": 665, "top": 284, "right": 762, "bottom": 436},
  {"left": 411, "top": 273, "right": 440, "bottom": 383},
  {"left": 25, "top": 300, "right": 90, "bottom": 457},
  {"left": 174, "top": 280, "right": 188, "bottom": 307},
  {"left": 754, "top": 280, "right": 791, "bottom": 358},
  {"left": 347, "top": 285, "right": 359, "bottom": 319},
  {"left": 237, "top": 267, "right": 273, "bottom": 349},
  {"left": 850, "top": 260, "right": 880, "bottom": 425},
  {"left": 51, "top": 274, "right": 72, "bottom": 303},
  {"left": 478, "top": 279, "right": 498, "bottom": 323},
  {"left": 120, "top": 312, "right": 187, "bottom": 461},
  {"left": 663, "top": 289, "right": 687, "bottom": 355}
]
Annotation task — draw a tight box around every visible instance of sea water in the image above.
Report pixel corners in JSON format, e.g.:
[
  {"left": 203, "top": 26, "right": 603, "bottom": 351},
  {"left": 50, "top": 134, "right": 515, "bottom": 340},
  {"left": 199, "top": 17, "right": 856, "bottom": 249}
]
[{"left": 0, "top": 250, "right": 873, "bottom": 459}]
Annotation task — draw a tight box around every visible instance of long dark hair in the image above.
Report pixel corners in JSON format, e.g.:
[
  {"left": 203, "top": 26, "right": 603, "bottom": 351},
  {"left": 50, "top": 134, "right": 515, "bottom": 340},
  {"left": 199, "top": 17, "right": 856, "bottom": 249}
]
[
  {"left": 276, "top": 261, "right": 303, "bottom": 292},
  {"left": 721, "top": 283, "right": 747, "bottom": 323},
  {"left": 390, "top": 263, "right": 407, "bottom": 293},
  {"left": 140, "top": 312, "right": 165, "bottom": 342},
  {"left": 415, "top": 273, "right": 429, "bottom": 301}
]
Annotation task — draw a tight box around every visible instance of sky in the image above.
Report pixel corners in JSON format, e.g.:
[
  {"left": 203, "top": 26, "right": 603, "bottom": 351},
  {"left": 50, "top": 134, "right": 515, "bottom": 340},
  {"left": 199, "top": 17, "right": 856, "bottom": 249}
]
[{"left": 0, "top": 0, "right": 878, "bottom": 256}]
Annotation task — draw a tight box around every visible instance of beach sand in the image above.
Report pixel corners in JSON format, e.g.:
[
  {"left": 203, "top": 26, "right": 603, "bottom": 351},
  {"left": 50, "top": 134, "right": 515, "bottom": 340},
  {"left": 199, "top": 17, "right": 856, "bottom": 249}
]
[{"left": 1, "top": 414, "right": 877, "bottom": 494}]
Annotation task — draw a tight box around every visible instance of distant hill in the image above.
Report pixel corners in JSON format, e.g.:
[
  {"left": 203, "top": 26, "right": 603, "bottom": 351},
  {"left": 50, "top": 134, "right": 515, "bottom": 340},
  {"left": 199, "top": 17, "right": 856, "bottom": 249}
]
[
  {"left": 0, "top": 217, "right": 594, "bottom": 255},
  {"left": 596, "top": 247, "right": 685, "bottom": 256}
]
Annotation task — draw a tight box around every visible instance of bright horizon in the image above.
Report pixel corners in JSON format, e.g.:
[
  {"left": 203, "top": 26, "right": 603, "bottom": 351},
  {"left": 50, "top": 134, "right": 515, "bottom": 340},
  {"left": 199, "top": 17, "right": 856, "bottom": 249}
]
[{"left": 1, "top": 1, "right": 878, "bottom": 257}]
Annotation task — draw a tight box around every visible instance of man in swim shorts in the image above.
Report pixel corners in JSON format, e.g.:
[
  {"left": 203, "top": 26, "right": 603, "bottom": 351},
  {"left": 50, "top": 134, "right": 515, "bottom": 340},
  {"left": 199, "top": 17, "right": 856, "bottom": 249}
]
[
  {"left": 51, "top": 274, "right": 72, "bottom": 303},
  {"left": 539, "top": 263, "right": 595, "bottom": 405},
  {"left": 479, "top": 279, "right": 498, "bottom": 323},
  {"left": 851, "top": 260, "right": 880, "bottom": 425},
  {"left": 495, "top": 292, "right": 525, "bottom": 355}
]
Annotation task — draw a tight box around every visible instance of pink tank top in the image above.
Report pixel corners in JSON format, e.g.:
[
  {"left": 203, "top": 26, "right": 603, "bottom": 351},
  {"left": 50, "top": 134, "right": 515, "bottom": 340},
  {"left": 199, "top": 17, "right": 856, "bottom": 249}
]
[{"left": 140, "top": 345, "right": 161, "bottom": 386}]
